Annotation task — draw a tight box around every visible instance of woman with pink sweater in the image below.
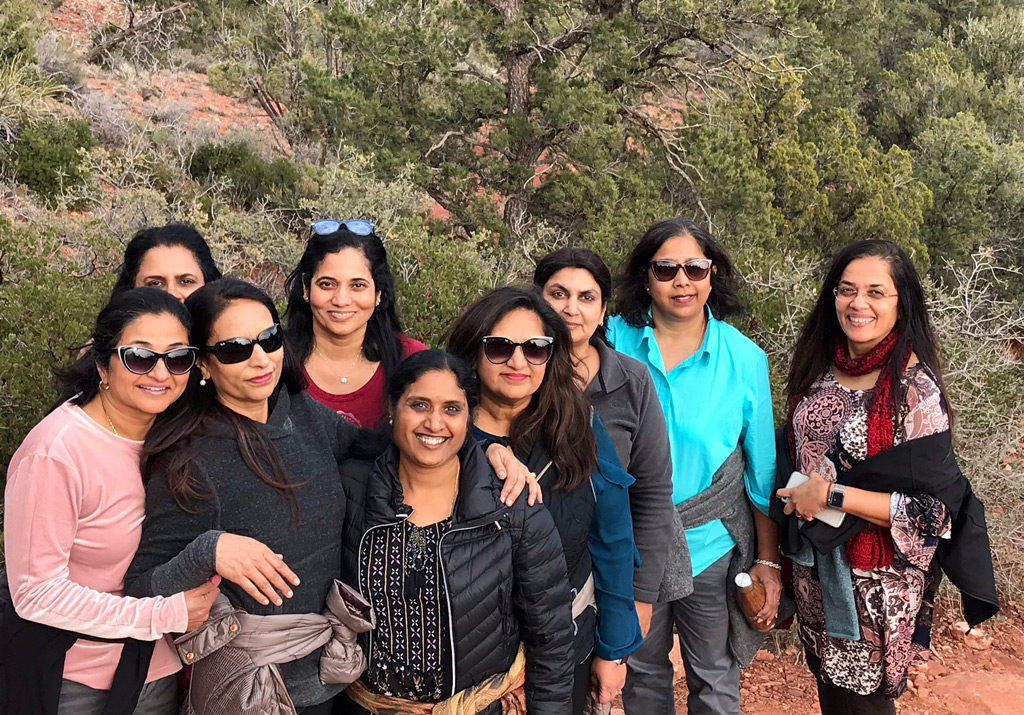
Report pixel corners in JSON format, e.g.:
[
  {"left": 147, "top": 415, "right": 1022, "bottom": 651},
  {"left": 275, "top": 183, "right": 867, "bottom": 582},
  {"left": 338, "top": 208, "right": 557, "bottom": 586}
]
[{"left": 2, "top": 288, "right": 220, "bottom": 714}]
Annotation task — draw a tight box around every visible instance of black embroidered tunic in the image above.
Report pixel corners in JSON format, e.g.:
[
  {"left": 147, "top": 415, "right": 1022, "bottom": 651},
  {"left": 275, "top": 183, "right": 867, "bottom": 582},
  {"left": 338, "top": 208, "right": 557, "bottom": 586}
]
[{"left": 360, "top": 516, "right": 454, "bottom": 701}]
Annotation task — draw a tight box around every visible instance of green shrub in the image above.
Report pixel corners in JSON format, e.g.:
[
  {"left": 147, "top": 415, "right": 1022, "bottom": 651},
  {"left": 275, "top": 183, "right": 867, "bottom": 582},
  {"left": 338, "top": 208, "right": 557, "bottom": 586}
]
[
  {"left": 207, "top": 62, "right": 250, "bottom": 97},
  {"left": 9, "top": 118, "right": 96, "bottom": 206},
  {"left": 188, "top": 141, "right": 300, "bottom": 209},
  {"left": 0, "top": 218, "right": 115, "bottom": 472},
  {"left": 0, "top": 0, "right": 39, "bottom": 66}
]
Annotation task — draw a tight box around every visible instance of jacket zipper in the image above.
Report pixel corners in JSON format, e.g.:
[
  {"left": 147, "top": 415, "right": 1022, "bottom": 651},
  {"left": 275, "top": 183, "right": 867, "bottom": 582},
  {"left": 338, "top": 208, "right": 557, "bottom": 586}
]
[{"left": 436, "top": 519, "right": 504, "bottom": 698}]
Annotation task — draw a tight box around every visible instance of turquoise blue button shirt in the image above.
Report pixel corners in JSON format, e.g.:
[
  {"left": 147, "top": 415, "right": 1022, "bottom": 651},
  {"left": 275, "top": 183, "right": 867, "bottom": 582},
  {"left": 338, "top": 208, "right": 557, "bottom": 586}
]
[{"left": 607, "top": 310, "right": 776, "bottom": 577}]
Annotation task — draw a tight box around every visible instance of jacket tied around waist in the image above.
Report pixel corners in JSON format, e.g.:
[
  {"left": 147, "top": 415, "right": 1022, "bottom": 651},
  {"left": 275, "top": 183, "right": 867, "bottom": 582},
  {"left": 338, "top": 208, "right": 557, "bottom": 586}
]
[{"left": 176, "top": 580, "right": 375, "bottom": 715}]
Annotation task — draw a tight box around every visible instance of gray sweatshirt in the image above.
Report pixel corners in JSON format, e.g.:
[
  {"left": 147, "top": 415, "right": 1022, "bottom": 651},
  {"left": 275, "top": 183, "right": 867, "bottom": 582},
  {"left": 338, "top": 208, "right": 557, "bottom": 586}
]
[
  {"left": 586, "top": 340, "right": 675, "bottom": 602},
  {"left": 124, "top": 387, "right": 358, "bottom": 708}
]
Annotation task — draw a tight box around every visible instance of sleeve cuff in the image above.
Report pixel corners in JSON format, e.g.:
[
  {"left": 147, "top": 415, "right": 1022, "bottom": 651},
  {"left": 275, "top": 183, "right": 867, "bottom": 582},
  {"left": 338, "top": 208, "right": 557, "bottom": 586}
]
[{"left": 167, "top": 591, "right": 190, "bottom": 634}]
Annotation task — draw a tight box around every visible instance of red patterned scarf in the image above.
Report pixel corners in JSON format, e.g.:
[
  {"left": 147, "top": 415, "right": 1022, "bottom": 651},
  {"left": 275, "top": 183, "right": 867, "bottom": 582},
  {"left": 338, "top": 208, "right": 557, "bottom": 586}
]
[
  {"left": 834, "top": 330, "right": 911, "bottom": 569},
  {"left": 788, "top": 330, "right": 911, "bottom": 570}
]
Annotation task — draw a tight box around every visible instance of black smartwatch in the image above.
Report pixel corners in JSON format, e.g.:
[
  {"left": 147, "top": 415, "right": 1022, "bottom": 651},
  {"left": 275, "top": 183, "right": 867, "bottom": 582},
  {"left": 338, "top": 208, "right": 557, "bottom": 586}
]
[{"left": 827, "top": 483, "right": 846, "bottom": 509}]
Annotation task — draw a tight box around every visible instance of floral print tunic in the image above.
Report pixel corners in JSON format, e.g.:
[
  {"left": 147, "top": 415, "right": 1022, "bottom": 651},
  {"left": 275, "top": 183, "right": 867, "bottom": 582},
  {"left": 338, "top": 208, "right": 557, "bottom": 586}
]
[{"left": 791, "top": 364, "right": 952, "bottom": 698}]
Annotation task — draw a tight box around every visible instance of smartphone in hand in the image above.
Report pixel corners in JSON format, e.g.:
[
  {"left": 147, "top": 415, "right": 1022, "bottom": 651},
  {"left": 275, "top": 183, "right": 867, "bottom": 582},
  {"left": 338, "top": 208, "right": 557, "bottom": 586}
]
[{"left": 782, "top": 471, "right": 846, "bottom": 528}]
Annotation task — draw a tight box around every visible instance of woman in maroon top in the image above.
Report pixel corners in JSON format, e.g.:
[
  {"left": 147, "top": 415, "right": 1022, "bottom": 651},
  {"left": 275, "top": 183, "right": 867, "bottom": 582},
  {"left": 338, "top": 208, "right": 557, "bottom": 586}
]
[{"left": 283, "top": 220, "right": 425, "bottom": 428}]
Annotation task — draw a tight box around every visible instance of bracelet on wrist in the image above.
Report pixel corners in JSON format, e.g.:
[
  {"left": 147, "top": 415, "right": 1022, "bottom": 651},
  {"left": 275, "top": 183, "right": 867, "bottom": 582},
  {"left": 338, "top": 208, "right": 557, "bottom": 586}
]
[{"left": 754, "top": 558, "right": 782, "bottom": 571}]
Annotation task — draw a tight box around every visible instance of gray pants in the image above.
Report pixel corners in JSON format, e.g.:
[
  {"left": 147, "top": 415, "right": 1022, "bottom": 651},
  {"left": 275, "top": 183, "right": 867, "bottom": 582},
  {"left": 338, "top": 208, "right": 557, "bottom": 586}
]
[
  {"left": 58, "top": 673, "right": 177, "bottom": 715},
  {"left": 622, "top": 551, "right": 739, "bottom": 715}
]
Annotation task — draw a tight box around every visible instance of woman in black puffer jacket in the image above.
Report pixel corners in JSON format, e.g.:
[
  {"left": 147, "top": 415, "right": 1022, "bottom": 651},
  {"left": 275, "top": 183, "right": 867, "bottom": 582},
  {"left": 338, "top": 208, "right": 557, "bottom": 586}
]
[{"left": 338, "top": 350, "right": 574, "bottom": 715}]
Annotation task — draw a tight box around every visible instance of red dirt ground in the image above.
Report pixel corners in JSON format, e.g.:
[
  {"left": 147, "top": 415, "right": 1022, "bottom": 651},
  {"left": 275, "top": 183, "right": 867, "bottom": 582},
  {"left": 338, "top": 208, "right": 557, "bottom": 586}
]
[{"left": 609, "top": 600, "right": 1024, "bottom": 714}]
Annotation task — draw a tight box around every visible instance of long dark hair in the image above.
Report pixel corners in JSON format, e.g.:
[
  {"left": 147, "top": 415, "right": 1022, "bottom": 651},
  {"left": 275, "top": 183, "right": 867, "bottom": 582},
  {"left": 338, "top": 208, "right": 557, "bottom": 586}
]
[
  {"left": 111, "top": 224, "right": 222, "bottom": 297},
  {"left": 54, "top": 288, "right": 191, "bottom": 409},
  {"left": 787, "top": 240, "right": 948, "bottom": 425},
  {"left": 283, "top": 227, "right": 404, "bottom": 391},
  {"left": 533, "top": 246, "right": 612, "bottom": 344},
  {"left": 616, "top": 217, "right": 742, "bottom": 326},
  {"left": 446, "top": 286, "right": 596, "bottom": 490},
  {"left": 142, "top": 278, "right": 306, "bottom": 516},
  {"left": 386, "top": 350, "right": 480, "bottom": 447}
]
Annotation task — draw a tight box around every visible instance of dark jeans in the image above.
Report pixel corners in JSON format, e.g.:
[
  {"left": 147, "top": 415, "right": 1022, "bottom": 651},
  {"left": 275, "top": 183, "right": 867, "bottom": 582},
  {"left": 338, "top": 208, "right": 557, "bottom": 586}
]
[{"left": 805, "top": 651, "right": 896, "bottom": 715}]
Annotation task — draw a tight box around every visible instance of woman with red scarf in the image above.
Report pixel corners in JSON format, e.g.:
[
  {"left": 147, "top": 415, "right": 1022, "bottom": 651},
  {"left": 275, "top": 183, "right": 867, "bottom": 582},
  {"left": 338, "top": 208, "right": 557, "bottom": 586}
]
[{"left": 772, "top": 240, "right": 997, "bottom": 714}]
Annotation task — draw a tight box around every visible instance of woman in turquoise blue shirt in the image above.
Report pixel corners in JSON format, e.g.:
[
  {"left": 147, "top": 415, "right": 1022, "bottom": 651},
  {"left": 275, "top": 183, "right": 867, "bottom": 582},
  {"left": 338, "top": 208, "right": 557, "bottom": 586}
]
[{"left": 611, "top": 218, "right": 782, "bottom": 715}]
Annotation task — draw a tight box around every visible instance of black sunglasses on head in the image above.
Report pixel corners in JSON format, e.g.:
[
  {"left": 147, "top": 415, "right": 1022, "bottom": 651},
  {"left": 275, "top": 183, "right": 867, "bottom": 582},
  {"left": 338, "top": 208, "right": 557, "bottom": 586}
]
[
  {"left": 115, "top": 345, "right": 198, "bottom": 375},
  {"left": 205, "top": 324, "right": 284, "bottom": 365},
  {"left": 481, "top": 336, "right": 554, "bottom": 366},
  {"left": 648, "top": 258, "right": 713, "bottom": 282}
]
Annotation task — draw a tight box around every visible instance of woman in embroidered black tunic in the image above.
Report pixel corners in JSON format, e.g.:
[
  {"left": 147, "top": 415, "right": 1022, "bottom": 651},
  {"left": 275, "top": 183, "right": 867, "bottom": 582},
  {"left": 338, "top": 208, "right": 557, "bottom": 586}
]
[{"left": 342, "top": 350, "right": 574, "bottom": 714}]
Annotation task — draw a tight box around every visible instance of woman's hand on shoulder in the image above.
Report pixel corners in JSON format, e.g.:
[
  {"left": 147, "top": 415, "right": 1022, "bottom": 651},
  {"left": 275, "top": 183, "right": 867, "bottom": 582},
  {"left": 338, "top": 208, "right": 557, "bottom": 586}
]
[
  {"left": 214, "top": 534, "right": 300, "bottom": 606},
  {"left": 485, "top": 443, "right": 542, "bottom": 506}
]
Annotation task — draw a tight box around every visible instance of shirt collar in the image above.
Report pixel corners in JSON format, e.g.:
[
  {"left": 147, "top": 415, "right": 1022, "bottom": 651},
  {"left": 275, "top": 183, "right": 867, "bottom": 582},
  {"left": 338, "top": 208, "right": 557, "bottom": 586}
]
[{"left": 639, "top": 306, "right": 717, "bottom": 365}]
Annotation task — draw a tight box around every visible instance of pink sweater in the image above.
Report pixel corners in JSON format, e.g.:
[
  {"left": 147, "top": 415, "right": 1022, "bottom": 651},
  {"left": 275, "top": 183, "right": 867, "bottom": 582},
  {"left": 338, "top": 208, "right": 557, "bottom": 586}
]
[{"left": 4, "top": 402, "right": 187, "bottom": 690}]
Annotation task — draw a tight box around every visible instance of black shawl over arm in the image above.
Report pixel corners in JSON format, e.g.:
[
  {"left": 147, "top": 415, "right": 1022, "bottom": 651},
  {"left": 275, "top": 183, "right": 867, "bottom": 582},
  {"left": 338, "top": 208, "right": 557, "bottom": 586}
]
[{"left": 770, "top": 426, "right": 998, "bottom": 627}]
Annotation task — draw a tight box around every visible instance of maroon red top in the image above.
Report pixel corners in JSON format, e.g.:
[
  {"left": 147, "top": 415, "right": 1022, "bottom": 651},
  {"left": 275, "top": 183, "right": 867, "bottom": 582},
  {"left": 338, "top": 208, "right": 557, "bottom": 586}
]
[{"left": 304, "top": 333, "right": 426, "bottom": 428}]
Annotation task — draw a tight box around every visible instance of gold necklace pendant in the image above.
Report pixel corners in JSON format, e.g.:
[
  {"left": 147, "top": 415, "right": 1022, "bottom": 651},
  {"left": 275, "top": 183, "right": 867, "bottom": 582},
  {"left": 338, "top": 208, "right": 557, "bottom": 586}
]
[{"left": 314, "top": 344, "right": 350, "bottom": 384}]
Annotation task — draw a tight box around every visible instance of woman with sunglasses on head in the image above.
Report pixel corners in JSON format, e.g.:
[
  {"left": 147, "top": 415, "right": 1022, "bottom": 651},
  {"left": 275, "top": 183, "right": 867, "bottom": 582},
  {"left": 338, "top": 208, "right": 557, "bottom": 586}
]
[
  {"left": 111, "top": 223, "right": 222, "bottom": 302},
  {"left": 283, "top": 219, "right": 426, "bottom": 429},
  {"left": 770, "top": 241, "right": 997, "bottom": 714},
  {"left": 534, "top": 248, "right": 675, "bottom": 649},
  {"left": 610, "top": 218, "right": 781, "bottom": 715},
  {"left": 123, "top": 277, "right": 375, "bottom": 714},
  {"left": 339, "top": 350, "right": 574, "bottom": 714},
  {"left": 2, "top": 288, "right": 220, "bottom": 714},
  {"left": 448, "top": 286, "right": 643, "bottom": 715}
]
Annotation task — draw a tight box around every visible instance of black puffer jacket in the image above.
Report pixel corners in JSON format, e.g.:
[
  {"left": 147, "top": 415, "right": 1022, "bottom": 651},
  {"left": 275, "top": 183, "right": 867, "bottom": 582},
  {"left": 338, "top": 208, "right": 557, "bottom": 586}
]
[{"left": 346, "top": 440, "right": 575, "bottom": 714}]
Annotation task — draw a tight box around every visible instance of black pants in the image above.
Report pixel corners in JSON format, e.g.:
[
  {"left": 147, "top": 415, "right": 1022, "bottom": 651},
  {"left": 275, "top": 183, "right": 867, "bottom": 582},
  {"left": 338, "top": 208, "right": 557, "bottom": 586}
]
[
  {"left": 806, "top": 651, "right": 896, "bottom": 715},
  {"left": 571, "top": 654, "right": 593, "bottom": 715}
]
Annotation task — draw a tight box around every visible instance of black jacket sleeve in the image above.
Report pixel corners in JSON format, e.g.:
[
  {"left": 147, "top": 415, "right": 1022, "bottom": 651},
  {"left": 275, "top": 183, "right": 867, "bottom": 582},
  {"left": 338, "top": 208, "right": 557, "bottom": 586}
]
[{"left": 509, "top": 496, "right": 574, "bottom": 714}]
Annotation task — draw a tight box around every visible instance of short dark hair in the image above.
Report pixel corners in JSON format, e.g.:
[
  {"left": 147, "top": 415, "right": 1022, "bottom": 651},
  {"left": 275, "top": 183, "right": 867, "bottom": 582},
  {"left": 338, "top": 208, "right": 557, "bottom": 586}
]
[
  {"left": 615, "top": 217, "right": 742, "bottom": 326},
  {"left": 533, "top": 247, "right": 612, "bottom": 344},
  {"left": 283, "top": 226, "right": 404, "bottom": 407},
  {"left": 787, "top": 240, "right": 949, "bottom": 428},
  {"left": 111, "top": 224, "right": 222, "bottom": 297},
  {"left": 446, "top": 286, "right": 596, "bottom": 491},
  {"left": 54, "top": 287, "right": 191, "bottom": 408}
]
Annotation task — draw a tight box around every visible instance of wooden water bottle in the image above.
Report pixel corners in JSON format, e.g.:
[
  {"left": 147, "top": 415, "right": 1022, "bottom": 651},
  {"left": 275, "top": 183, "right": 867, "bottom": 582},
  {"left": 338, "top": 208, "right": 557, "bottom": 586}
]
[{"left": 735, "top": 572, "right": 772, "bottom": 632}]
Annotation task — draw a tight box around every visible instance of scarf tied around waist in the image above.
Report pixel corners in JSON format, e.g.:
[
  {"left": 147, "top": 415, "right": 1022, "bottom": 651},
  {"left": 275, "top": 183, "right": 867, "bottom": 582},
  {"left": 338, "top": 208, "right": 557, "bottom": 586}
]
[{"left": 346, "top": 645, "right": 527, "bottom": 715}]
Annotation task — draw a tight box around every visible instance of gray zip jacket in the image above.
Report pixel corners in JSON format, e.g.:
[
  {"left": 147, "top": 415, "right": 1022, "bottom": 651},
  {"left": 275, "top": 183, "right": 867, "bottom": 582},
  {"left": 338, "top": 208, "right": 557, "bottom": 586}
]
[{"left": 175, "top": 580, "right": 374, "bottom": 715}]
